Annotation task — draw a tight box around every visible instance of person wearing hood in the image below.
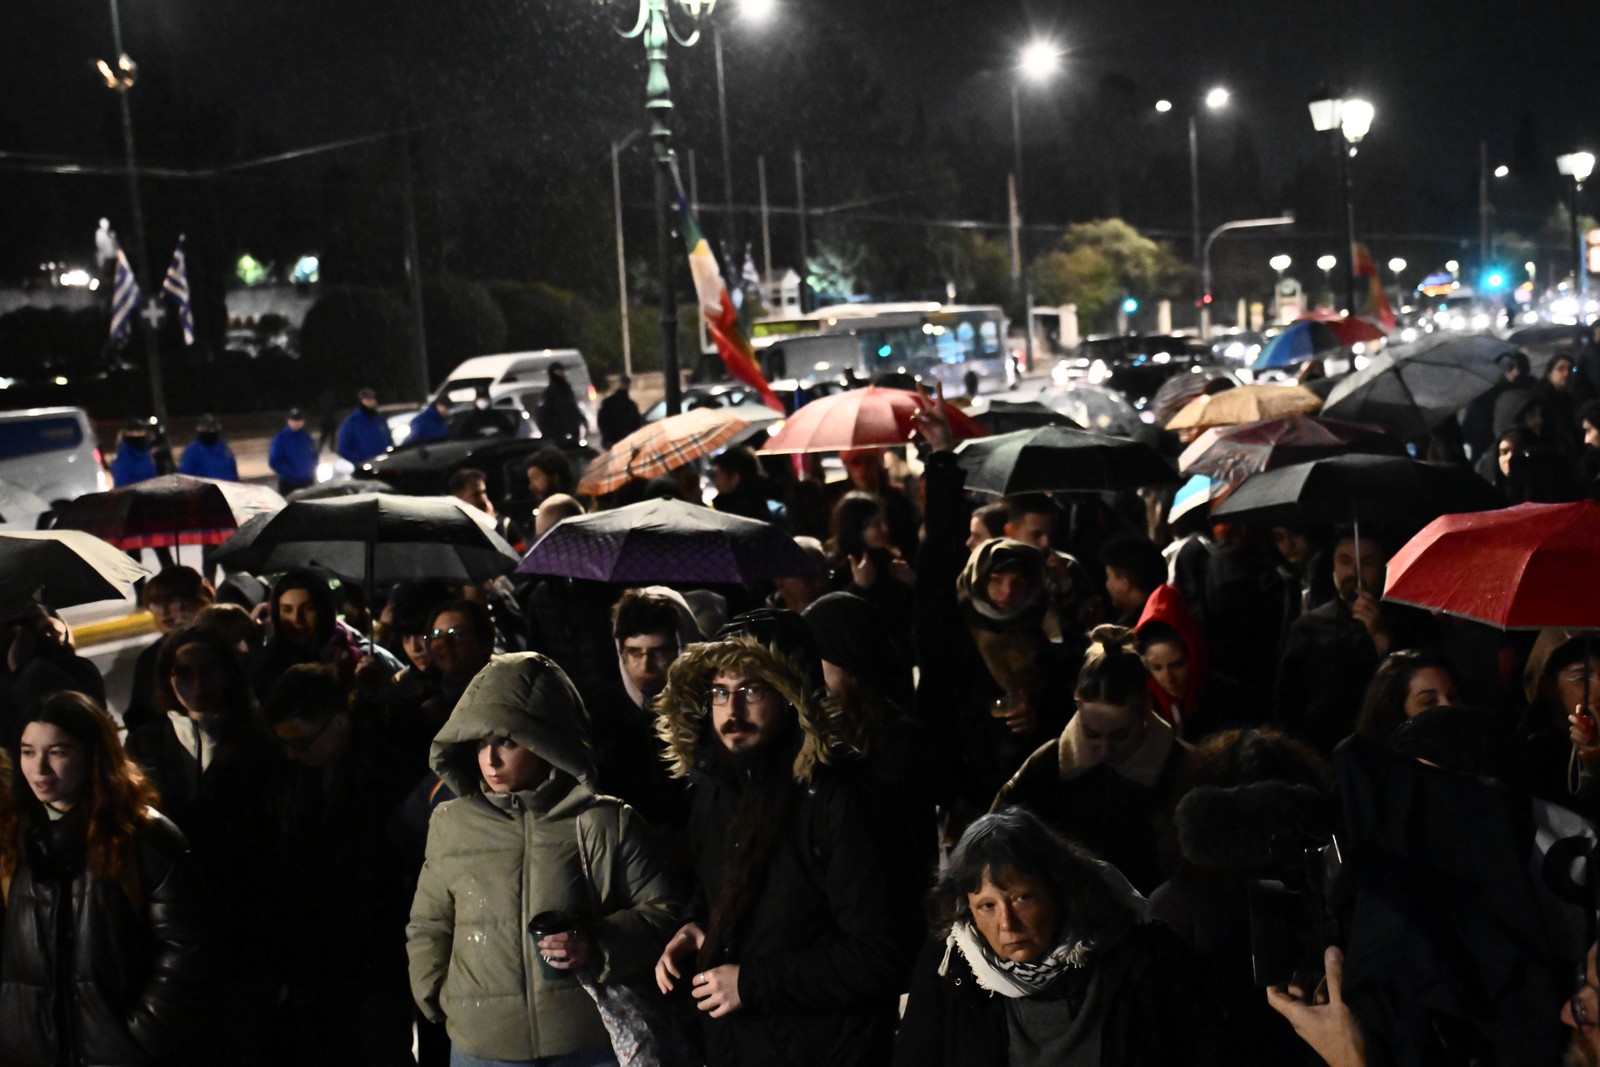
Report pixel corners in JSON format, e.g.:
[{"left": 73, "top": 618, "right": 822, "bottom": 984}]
[
  {"left": 1135, "top": 585, "right": 1211, "bottom": 739},
  {"left": 994, "top": 624, "right": 1193, "bottom": 894},
  {"left": 407, "top": 653, "right": 681, "bottom": 1066},
  {"left": 252, "top": 569, "right": 400, "bottom": 699},
  {"left": 408, "top": 396, "right": 453, "bottom": 446},
  {"left": 336, "top": 387, "right": 394, "bottom": 468},
  {"left": 1521, "top": 628, "right": 1600, "bottom": 809},
  {"left": 1461, "top": 349, "right": 1529, "bottom": 461},
  {"left": 652, "top": 633, "right": 919, "bottom": 1067},
  {"left": 110, "top": 416, "right": 160, "bottom": 487},
  {"left": 893, "top": 806, "right": 1219, "bottom": 1067},
  {"left": 177, "top": 412, "right": 239, "bottom": 481},
  {"left": 586, "top": 587, "right": 699, "bottom": 838},
  {"left": 536, "top": 363, "right": 585, "bottom": 447}
]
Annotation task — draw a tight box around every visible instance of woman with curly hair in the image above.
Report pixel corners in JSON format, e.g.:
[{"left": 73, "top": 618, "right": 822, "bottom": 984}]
[{"left": 0, "top": 692, "right": 206, "bottom": 1066}]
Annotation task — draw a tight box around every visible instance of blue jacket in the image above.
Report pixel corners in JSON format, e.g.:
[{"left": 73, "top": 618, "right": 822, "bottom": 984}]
[
  {"left": 268, "top": 427, "right": 319, "bottom": 487},
  {"left": 336, "top": 408, "right": 393, "bottom": 467},
  {"left": 177, "top": 438, "right": 239, "bottom": 481},
  {"left": 110, "top": 441, "right": 158, "bottom": 487},
  {"left": 407, "top": 405, "right": 451, "bottom": 445}
]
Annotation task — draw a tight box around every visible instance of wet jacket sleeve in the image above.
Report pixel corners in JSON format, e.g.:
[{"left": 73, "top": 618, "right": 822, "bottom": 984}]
[
  {"left": 580, "top": 801, "right": 682, "bottom": 984},
  {"left": 125, "top": 817, "right": 208, "bottom": 1059},
  {"left": 405, "top": 805, "right": 456, "bottom": 1023},
  {"left": 736, "top": 785, "right": 917, "bottom": 1013}
]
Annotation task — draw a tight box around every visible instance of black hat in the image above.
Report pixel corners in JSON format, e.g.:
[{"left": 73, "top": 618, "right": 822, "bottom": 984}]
[
  {"left": 122, "top": 417, "right": 148, "bottom": 433},
  {"left": 287, "top": 407, "right": 305, "bottom": 420},
  {"left": 196, "top": 413, "right": 221, "bottom": 432}
]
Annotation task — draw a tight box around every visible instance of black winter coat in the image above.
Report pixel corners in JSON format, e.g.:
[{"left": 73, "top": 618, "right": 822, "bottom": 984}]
[
  {"left": 892, "top": 924, "right": 1223, "bottom": 1067},
  {"left": 0, "top": 808, "right": 207, "bottom": 1067},
  {"left": 687, "top": 764, "right": 918, "bottom": 1067}
]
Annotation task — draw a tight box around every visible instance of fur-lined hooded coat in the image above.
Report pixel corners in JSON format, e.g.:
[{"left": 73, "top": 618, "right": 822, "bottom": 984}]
[{"left": 654, "top": 635, "right": 919, "bottom": 1067}]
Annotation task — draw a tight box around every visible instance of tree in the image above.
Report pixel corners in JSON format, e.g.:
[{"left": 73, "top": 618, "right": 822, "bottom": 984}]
[
  {"left": 931, "top": 232, "right": 1013, "bottom": 306},
  {"left": 300, "top": 287, "right": 416, "bottom": 398},
  {"left": 420, "top": 276, "right": 508, "bottom": 384},
  {"left": 1028, "top": 219, "right": 1188, "bottom": 333},
  {"left": 487, "top": 281, "right": 591, "bottom": 350}
]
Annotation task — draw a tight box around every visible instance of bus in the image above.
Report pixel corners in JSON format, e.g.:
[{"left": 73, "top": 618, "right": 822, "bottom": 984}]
[{"left": 747, "top": 302, "right": 1017, "bottom": 394}]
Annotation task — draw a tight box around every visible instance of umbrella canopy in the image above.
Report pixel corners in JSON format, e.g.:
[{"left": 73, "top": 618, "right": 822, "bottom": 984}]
[
  {"left": 1039, "top": 384, "right": 1147, "bottom": 437},
  {"left": 0, "top": 530, "right": 147, "bottom": 614},
  {"left": 1150, "top": 369, "right": 1237, "bottom": 426},
  {"left": 1320, "top": 333, "right": 1514, "bottom": 439},
  {"left": 1383, "top": 501, "right": 1600, "bottom": 629},
  {"left": 1169, "top": 473, "right": 1225, "bottom": 524},
  {"left": 1165, "top": 384, "right": 1323, "bottom": 431},
  {"left": 518, "top": 498, "right": 814, "bottom": 584},
  {"left": 1254, "top": 317, "right": 1387, "bottom": 371},
  {"left": 212, "top": 493, "right": 520, "bottom": 587},
  {"left": 203, "top": 478, "right": 286, "bottom": 523},
  {"left": 970, "top": 400, "right": 1081, "bottom": 435},
  {"left": 1506, "top": 323, "right": 1585, "bottom": 377},
  {"left": 0, "top": 480, "right": 53, "bottom": 531},
  {"left": 578, "top": 408, "right": 750, "bottom": 495},
  {"left": 954, "top": 425, "right": 1177, "bottom": 496},
  {"left": 54, "top": 474, "right": 240, "bottom": 549},
  {"left": 287, "top": 477, "right": 397, "bottom": 502},
  {"left": 1209, "top": 453, "right": 1504, "bottom": 529},
  {"left": 759, "top": 386, "right": 986, "bottom": 454},
  {"left": 1177, "top": 416, "right": 1400, "bottom": 484}
]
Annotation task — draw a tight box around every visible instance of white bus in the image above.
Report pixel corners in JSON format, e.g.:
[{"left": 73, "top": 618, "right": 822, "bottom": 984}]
[{"left": 748, "top": 302, "right": 1017, "bottom": 394}]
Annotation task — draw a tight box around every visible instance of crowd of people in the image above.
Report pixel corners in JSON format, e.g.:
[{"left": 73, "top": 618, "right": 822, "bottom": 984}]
[{"left": 4, "top": 339, "right": 1600, "bottom": 1067}]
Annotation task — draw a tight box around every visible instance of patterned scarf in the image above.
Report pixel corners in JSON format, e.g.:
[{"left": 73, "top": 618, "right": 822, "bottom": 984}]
[{"left": 939, "top": 919, "right": 1094, "bottom": 998}]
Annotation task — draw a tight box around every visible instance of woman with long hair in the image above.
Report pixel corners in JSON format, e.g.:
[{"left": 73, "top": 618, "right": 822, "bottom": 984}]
[
  {"left": 827, "top": 490, "right": 914, "bottom": 658},
  {"left": 0, "top": 692, "right": 206, "bottom": 1066},
  {"left": 1354, "top": 649, "right": 1462, "bottom": 743}
]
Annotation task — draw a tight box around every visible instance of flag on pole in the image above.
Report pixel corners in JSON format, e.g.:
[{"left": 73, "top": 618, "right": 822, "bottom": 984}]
[
  {"left": 109, "top": 248, "right": 141, "bottom": 342},
  {"left": 741, "top": 249, "right": 762, "bottom": 294},
  {"left": 677, "top": 195, "right": 784, "bottom": 412},
  {"left": 162, "top": 235, "right": 195, "bottom": 346},
  {"left": 1352, "top": 243, "right": 1396, "bottom": 332}
]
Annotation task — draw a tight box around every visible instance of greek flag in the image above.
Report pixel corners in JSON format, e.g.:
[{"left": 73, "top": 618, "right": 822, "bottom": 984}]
[
  {"left": 162, "top": 235, "right": 195, "bottom": 346},
  {"left": 109, "top": 248, "right": 141, "bottom": 341},
  {"left": 741, "top": 249, "right": 761, "bottom": 291}
]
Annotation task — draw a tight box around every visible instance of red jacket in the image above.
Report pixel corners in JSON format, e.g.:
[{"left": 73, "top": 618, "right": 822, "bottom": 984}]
[{"left": 1136, "top": 584, "right": 1208, "bottom": 732}]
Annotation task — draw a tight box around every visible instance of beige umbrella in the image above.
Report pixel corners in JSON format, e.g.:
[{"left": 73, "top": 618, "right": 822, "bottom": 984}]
[{"left": 1164, "top": 384, "right": 1323, "bottom": 431}]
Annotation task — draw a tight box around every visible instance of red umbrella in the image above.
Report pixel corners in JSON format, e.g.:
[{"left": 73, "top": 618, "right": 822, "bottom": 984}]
[
  {"left": 1177, "top": 415, "right": 1399, "bottom": 485},
  {"left": 758, "top": 386, "right": 987, "bottom": 454},
  {"left": 1383, "top": 501, "right": 1600, "bottom": 629}
]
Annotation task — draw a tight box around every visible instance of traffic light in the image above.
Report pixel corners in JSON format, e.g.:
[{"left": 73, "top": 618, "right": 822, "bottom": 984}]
[
  {"left": 1122, "top": 297, "right": 1139, "bottom": 314},
  {"left": 1480, "top": 266, "right": 1508, "bottom": 292}
]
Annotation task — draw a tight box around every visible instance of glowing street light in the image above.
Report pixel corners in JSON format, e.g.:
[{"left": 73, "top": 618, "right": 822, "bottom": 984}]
[
  {"left": 1158, "top": 86, "right": 1232, "bottom": 334},
  {"left": 1309, "top": 92, "right": 1376, "bottom": 313},
  {"left": 1317, "top": 254, "right": 1337, "bottom": 271},
  {"left": 1204, "top": 86, "right": 1230, "bottom": 110},
  {"left": 1494, "top": 164, "right": 1510, "bottom": 178},
  {"left": 1558, "top": 151, "right": 1596, "bottom": 315},
  {"left": 1445, "top": 259, "right": 1461, "bottom": 274},
  {"left": 1387, "top": 257, "right": 1407, "bottom": 274},
  {"left": 1011, "top": 38, "right": 1063, "bottom": 371},
  {"left": 1270, "top": 254, "right": 1292, "bottom": 273},
  {"left": 740, "top": 0, "right": 777, "bottom": 22},
  {"left": 1317, "top": 255, "right": 1337, "bottom": 309},
  {"left": 1018, "top": 39, "right": 1062, "bottom": 83},
  {"left": 1154, "top": 99, "right": 1173, "bottom": 113}
]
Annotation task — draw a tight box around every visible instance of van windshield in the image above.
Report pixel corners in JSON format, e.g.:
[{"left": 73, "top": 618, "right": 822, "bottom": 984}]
[{"left": 437, "top": 377, "right": 495, "bottom": 404}]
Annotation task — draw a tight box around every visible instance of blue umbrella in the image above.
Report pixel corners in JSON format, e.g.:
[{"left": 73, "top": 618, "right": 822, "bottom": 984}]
[{"left": 1253, "top": 321, "right": 1343, "bottom": 371}]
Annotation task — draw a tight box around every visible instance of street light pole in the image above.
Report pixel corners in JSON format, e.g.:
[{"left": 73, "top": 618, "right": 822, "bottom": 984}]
[
  {"left": 1201, "top": 215, "right": 1295, "bottom": 327},
  {"left": 1309, "top": 94, "right": 1373, "bottom": 316},
  {"left": 104, "top": 0, "right": 167, "bottom": 424},
  {"left": 1009, "top": 40, "right": 1060, "bottom": 375},
  {"left": 1557, "top": 152, "right": 1595, "bottom": 320},
  {"left": 1189, "top": 115, "right": 1202, "bottom": 330},
  {"left": 615, "top": 0, "right": 717, "bottom": 417},
  {"left": 1341, "top": 141, "right": 1358, "bottom": 314}
]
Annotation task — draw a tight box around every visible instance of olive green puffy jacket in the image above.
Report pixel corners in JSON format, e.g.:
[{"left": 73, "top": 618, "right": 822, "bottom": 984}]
[{"left": 406, "top": 653, "right": 681, "bottom": 1061}]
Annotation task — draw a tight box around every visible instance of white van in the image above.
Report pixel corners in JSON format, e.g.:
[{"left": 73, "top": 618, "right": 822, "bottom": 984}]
[
  {"left": 0, "top": 407, "right": 109, "bottom": 529},
  {"left": 391, "top": 350, "right": 600, "bottom": 446}
]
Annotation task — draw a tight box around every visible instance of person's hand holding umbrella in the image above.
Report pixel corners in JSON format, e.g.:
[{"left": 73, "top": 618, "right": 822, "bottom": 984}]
[{"left": 1350, "top": 588, "right": 1392, "bottom": 655}]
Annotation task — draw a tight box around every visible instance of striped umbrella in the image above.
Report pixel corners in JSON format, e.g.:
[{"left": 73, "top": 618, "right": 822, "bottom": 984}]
[{"left": 577, "top": 408, "right": 749, "bottom": 496}]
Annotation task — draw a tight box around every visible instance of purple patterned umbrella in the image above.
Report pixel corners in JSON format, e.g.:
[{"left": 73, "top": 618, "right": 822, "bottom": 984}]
[{"left": 518, "top": 498, "right": 814, "bottom": 584}]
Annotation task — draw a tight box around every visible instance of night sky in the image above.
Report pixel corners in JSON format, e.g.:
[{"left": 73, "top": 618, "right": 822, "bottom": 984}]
[{"left": 4, "top": 0, "right": 1596, "bottom": 283}]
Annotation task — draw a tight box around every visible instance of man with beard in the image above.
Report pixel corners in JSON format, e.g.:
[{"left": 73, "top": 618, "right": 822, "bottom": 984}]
[
  {"left": 652, "top": 634, "right": 917, "bottom": 1067},
  {"left": 1273, "top": 529, "right": 1426, "bottom": 754},
  {"left": 586, "top": 588, "right": 698, "bottom": 836},
  {"left": 336, "top": 387, "right": 394, "bottom": 469}
]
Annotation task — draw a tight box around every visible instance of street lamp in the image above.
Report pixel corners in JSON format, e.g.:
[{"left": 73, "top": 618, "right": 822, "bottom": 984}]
[
  {"left": 1270, "top": 255, "right": 1291, "bottom": 320},
  {"left": 99, "top": 0, "right": 167, "bottom": 423},
  {"left": 1557, "top": 150, "right": 1595, "bottom": 319},
  {"left": 1317, "top": 254, "right": 1337, "bottom": 308},
  {"left": 1201, "top": 215, "right": 1294, "bottom": 334},
  {"left": 611, "top": 0, "right": 719, "bottom": 416},
  {"left": 1159, "top": 87, "right": 1230, "bottom": 336},
  {"left": 1010, "top": 38, "right": 1061, "bottom": 373},
  {"left": 709, "top": 0, "right": 775, "bottom": 308},
  {"left": 1388, "top": 257, "right": 1407, "bottom": 307},
  {"left": 1309, "top": 93, "right": 1375, "bottom": 314},
  {"left": 1269, "top": 254, "right": 1292, "bottom": 275}
]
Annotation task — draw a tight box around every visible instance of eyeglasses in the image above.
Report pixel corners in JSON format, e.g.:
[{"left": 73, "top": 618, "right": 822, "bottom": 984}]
[
  {"left": 708, "top": 683, "right": 775, "bottom": 707},
  {"left": 280, "top": 715, "right": 338, "bottom": 754},
  {"left": 426, "top": 628, "right": 463, "bottom": 646}
]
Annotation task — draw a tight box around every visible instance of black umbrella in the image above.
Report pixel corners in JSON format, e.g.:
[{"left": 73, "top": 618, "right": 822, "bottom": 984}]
[
  {"left": 286, "top": 477, "right": 397, "bottom": 501},
  {"left": 971, "top": 400, "right": 1082, "bottom": 436},
  {"left": 1321, "top": 333, "right": 1514, "bottom": 439},
  {"left": 1210, "top": 454, "right": 1503, "bottom": 530},
  {"left": 518, "top": 498, "right": 813, "bottom": 584},
  {"left": 213, "top": 493, "right": 520, "bottom": 588},
  {"left": 0, "top": 531, "right": 147, "bottom": 615},
  {"left": 954, "top": 425, "right": 1178, "bottom": 496}
]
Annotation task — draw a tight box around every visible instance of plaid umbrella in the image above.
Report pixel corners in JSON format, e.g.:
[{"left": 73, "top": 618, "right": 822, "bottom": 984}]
[
  {"left": 578, "top": 409, "right": 750, "bottom": 496},
  {"left": 1177, "top": 416, "right": 1400, "bottom": 485},
  {"left": 212, "top": 493, "right": 520, "bottom": 587},
  {"left": 54, "top": 474, "right": 240, "bottom": 549},
  {"left": 0, "top": 530, "right": 147, "bottom": 615},
  {"left": 759, "top": 386, "right": 986, "bottom": 454},
  {"left": 519, "top": 498, "right": 813, "bottom": 584},
  {"left": 1164, "top": 384, "right": 1323, "bottom": 431}
]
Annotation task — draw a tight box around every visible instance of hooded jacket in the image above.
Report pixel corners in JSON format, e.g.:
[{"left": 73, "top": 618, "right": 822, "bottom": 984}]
[
  {"left": 654, "top": 636, "right": 918, "bottom": 1067},
  {"left": 1136, "top": 583, "right": 1209, "bottom": 733},
  {"left": 406, "top": 653, "right": 679, "bottom": 1062},
  {"left": 335, "top": 405, "right": 393, "bottom": 467},
  {"left": 177, "top": 437, "right": 238, "bottom": 481}
]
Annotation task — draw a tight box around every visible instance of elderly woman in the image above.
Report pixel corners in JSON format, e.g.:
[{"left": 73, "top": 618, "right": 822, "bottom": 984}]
[{"left": 893, "top": 807, "right": 1216, "bottom": 1066}]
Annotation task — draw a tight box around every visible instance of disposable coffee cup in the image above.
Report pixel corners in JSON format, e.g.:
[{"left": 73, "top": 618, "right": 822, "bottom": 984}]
[{"left": 527, "top": 910, "right": 575, "bottom": 980}]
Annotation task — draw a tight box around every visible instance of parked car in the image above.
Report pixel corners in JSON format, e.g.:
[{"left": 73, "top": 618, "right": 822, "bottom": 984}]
[
  {"left": 390, "top": 350, "right": 600, "bottom": 445},
  {"left": 1051, "top": 334, "right": 1216, "bottom": 411},
  {"left": 0, "top": 407, "right": 109, "bottom": 529},
  {"left": 642, "top": 378, "right": 847, "bottom": 422}
]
